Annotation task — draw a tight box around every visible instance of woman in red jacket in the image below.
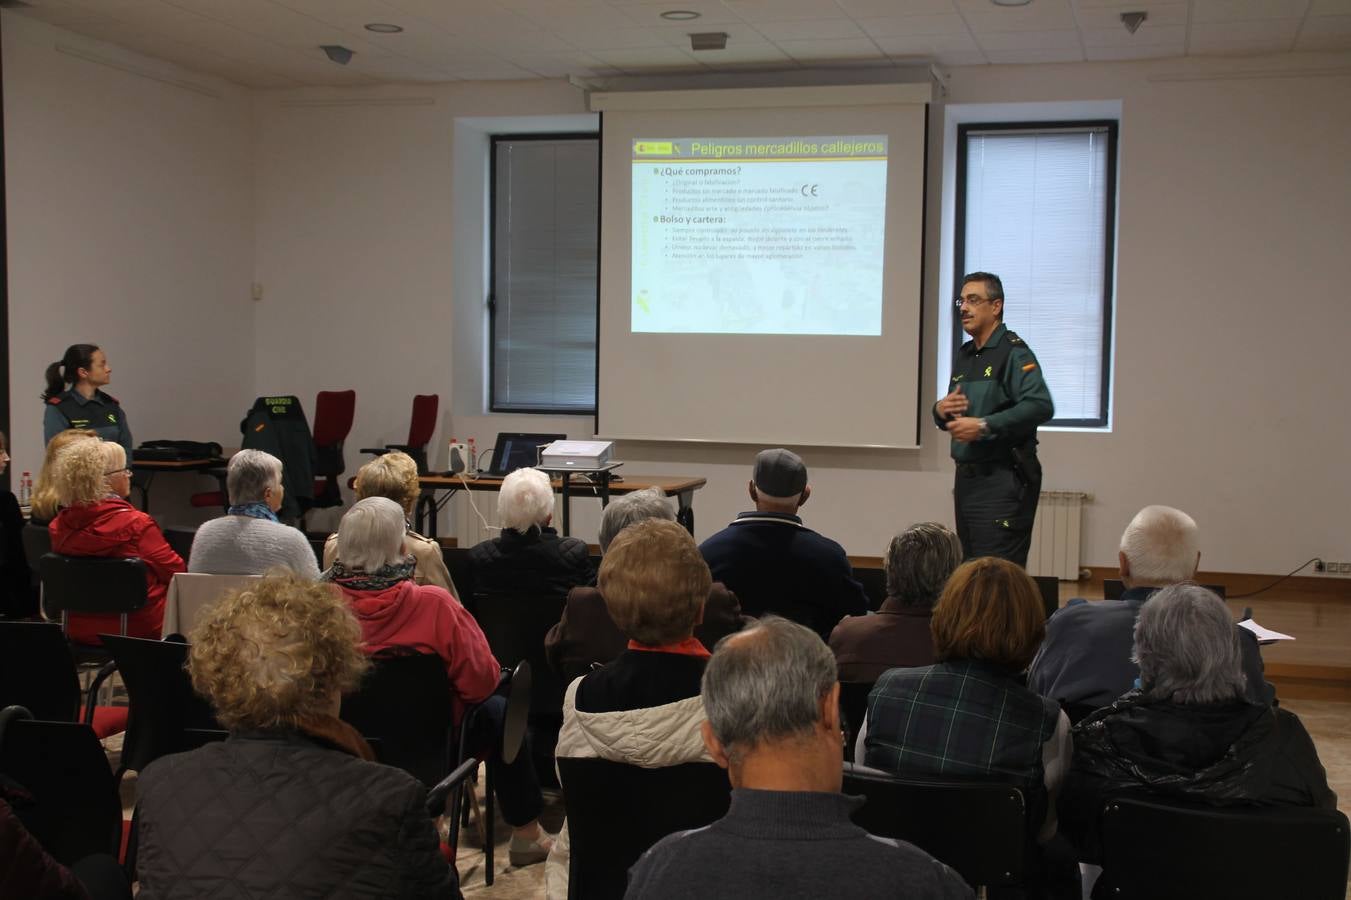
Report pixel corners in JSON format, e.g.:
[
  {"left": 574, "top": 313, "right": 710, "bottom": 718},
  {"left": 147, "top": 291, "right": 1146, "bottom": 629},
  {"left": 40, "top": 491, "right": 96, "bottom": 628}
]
[{"left": 48, "top": 439, "right": 184, "bottom": 644}]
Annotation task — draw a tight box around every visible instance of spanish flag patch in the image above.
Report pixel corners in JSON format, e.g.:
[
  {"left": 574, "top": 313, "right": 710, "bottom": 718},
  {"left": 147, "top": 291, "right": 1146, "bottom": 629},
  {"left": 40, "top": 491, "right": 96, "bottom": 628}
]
[{"left": 1021, "top": 362, "right": 1037, "bottom": 372}]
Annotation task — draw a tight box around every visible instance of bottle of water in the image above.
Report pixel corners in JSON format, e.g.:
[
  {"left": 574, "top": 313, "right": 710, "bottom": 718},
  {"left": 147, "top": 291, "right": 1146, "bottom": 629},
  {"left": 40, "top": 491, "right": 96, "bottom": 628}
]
[
  {"left": 467, "top": 438, "right": 477, "bottom": 477},
  {"left": 19, "top": 471, "right": 32, "bottom": 506}
]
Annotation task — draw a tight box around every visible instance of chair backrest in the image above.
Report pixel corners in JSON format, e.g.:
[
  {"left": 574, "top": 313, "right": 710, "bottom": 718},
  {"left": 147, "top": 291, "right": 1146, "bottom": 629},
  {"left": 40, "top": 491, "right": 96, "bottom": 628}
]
[
  {"left": 340, "top": 651, "right": 455, "bottom": 787},
  {"left": 470, "top": 591, "right": 565, "bottom": 721},
  {"left": 21, "top": 522, "right": 51, "bottom": 576},
  {"left": 0, "top": 707, "right": 123, "bottom": 866},
  {"left": 443, "top": 547, "right": 475, "bottom": 602},
  {"left": 1032, "top": 575, "right": 1060, "bottom": 618},
  {"left": 838, "top": 680, "right": 874, "bottom": 754},
  {"left": 161, "top": 527, "right": 197, "bottom": 563},
  {"left": 98, "top": 634, "right": 221, "bottom": 774},
  {"left": 163, "top": 573, "right": 261, "bottom": 639},
  {"left": 1097, "top": 795, "right": 1351, "bottom": 900},
  {"left": 842, "top": 764, "right": 1027, "bottom": 888},
  {"left": 0, "top": 622, "right": 81, "bottom": 722},
  {"left": 313, "top": 390, "right": 357, "bottom": 449},
  {"left": 854, "top": 565, "right": 885, "bottom": 612},
  {"left": 39, "top": 553, "right": 148, "bottom": 627},
  {"left": 1103, "top": 579, "right": 1227, "bottom": 600},
  {"left": 406, "top": 394, "right": 439, "bottom": 448},
  {"left": 558, "top": 757, "right": 731, "bottom": 900}
]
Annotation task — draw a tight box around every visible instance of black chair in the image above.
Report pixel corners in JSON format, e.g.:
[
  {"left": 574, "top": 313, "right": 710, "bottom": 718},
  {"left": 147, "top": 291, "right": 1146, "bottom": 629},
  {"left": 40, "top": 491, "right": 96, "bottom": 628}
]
[
  {"left": 443, "top": 546, "right": 476, "bottom": 602},
  {"left": 470, "top": 589, "right": 566, "bottom": 727},
  {"left": 39, "top": 553, "right": 148, "bottom": 661},
  {"left": 1032, "top": 575, "right": 1060, "bottom": 618},
  {"left": 0, "top": 621, "right": 121, "bottom": 736},
  {"left": 448, "top": 660, "right": 531, "bottom": 887},
  {"left": 20, "top": 521, "right": 50, "bottom": 614},
  {"left": 1103, "top": 579, "right": 1226, "bottom": 600},
  {"left": 838, "top": 680, "right": 874, "bottom": 754},
  {"left": 558, "top": 757, "right": 732, "bottom": 900},
  {"left": 98, "top": 634, "right": 221, "bottom": 779},
  {"left": 340, "top": 651, "right": 456, "bottom": 788},
  {"left": 0, "top": 706, "right": 123, "bottom": 867},
  {"left": 843, "top": 763, "right": 1027, "bottom": 891},
  {"left": 1095, "top": 795, "right": 1351, "bottom": 900},
  {"left": 855, "top": 565, "right": 886, "bottom": 612},
  {"left": 161, "top": 527, "right": 197, "bottom": 563}
]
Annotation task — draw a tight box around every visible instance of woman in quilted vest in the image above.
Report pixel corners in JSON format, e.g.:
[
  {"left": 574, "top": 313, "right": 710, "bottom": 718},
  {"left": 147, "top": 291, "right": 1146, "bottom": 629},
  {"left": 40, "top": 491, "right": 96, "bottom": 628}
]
[{"left": 135, "top": 573, "right": 457, "bottom": 899}]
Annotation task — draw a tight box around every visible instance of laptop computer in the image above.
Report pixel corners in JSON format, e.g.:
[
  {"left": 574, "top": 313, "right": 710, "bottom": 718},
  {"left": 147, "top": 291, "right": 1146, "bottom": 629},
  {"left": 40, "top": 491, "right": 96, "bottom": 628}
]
[{"left": 486, "top": 432, "right": 567, "bottom": 477}]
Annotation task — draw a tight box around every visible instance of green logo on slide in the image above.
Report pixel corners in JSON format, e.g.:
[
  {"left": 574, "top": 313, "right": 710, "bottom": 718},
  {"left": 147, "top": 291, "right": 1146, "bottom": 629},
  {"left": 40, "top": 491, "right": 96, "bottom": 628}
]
[{"left": 636, "top": 290, "right": 651, "bottom": 314}]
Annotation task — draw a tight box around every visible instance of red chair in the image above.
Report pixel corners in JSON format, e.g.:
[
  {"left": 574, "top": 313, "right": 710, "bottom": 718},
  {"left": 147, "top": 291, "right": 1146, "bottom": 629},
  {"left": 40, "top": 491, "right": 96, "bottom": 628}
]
[
  {"left": 311, "top": 390, "right": 356, "bottom": 509},
  {"left": 361, "top": 394, "right": 439, "bottom": 474}
]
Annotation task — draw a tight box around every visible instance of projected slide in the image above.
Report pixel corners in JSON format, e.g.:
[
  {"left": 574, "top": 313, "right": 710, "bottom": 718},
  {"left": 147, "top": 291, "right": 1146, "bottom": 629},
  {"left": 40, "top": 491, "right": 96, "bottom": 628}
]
[{"left": 630, "top": 135, "right": 888, "bottom": 336}]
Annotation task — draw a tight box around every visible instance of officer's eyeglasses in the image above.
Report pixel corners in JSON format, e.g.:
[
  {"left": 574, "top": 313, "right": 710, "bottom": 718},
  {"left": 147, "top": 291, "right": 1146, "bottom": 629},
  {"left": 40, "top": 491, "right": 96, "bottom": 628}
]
[
  {"left": 104, "top": 467, "right": 133, "bottom": 476},
  {"left": 954, "top": 295, "right": 993, "bottom": 309}
]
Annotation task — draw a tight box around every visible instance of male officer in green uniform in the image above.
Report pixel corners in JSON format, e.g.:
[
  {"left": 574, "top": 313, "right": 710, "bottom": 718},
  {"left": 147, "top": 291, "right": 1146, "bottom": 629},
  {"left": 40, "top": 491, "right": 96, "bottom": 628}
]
[{"left": 933, "top": 272, "right": 1053, "bottom": 567}]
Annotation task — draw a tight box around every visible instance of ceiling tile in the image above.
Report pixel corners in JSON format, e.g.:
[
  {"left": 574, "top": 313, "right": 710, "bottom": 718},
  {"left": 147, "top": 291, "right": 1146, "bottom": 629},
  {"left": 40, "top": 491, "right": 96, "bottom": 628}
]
[
  {"left": 511, "top": 52, "right": 625, "bottom": 76},
  {"left": 1082, "top": 23, "right": 1187, "bottom": 46},
  {"left": 1192, "top": 0, "right": 1311, "bottom": 23},
  {"left": 12, "top": 0, "right": 108, "bottom": 27},
  {"left": 755, "top": 19, "right": 867, "bottom": 41},
  {"left": 552, "top": 25, "right": 676, "bottom": 49},
  {"left": 838, "top": 0, "right": 958, "bottom": 13},
  {"left": 933, "top": 48, "right": 988, "bottom": 64},
  {"left": 589, "top": 45, "right": 705, "bottom": 68},
  {"left": 1309, "top": 0, "right": 1351, "bottom": 13},
  {"left": 270, "top": 0, "right": 407, "bottom": 31},
  {"left": 724, "top": 0, "right": 848, "bottom": 24},
  {"left": 1189, "top": 36, "right": 1298, "bottom": 54},
  {"left": 1073, "top": 3, "right": 1190, "bottom": 29},
  {"left": 1294, "top": 31, "right": 1351, "bottom": 48},
  {"left": 683, "top": 42, "right": 797, "bottom": 63},
  {"left": 1299, "top": 14, "right": 1351, "bottom": 34},
  {"left": 1189, "top": 18, "right": 1301, "bottom": 41},
  {"left": 344, "top": 54, "right": 461, "bottom": 81},
  {"left": 615, "top": 1, "right": 747, "bottom": 28},
  {"left": 1085, "top": 42, "right": 1186, "bottom": 59},
  {"left": 359, "top": 25, "right": 480, "bottom": 58},
  {"left": 773, "top": 37, "right": 887, "bottom": 60},
  {"left": 977, "top": 29, "right": 1083, "bottom": 50},
  {"left": 962, "top": 0, "right": 1080, "bottom": 33},
  {"left": 873, "top": 32, "right": 980, "bottom": 54},
  {"left": 855, "top": 14, "right": 969, "bottom": 38},
  {"left": 983, "top": 46, "right": 1085, "bottom": 63}
]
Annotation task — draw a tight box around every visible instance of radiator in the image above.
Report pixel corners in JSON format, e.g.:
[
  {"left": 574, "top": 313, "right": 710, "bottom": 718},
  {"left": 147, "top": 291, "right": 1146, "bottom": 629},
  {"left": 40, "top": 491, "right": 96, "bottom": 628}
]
[{"left": 1028, "top": 491, "right": 1089, "bottom": 581}]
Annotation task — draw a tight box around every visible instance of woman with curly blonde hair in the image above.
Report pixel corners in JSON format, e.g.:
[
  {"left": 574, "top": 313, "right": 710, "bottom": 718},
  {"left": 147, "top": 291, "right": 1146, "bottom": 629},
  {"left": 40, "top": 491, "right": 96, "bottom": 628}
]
[
  {"left": 322, "top": 450, "right": 457, "bottom": 595},
  {"left": 29, "top": 428, "right": 98, "bottom": 524},
  {"left": 134, "top": 573, "right": 456, "bottom": 899},
  {"left": 47, "top": 439, "right": 183, "bottom": 644}
]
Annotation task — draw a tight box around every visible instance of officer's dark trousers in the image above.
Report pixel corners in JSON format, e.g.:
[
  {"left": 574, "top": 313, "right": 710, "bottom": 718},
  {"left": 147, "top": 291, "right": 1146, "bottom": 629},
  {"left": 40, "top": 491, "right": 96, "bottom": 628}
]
[{"left": 953, "top": 462, "right": 1041, "bottom": 568}]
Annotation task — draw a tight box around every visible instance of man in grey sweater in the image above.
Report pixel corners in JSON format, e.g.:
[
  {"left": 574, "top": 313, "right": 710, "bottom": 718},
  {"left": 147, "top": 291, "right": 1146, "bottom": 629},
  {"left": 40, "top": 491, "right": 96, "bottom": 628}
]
[{"left": 625, "top": 617, "right": 972, "bottom": 900}]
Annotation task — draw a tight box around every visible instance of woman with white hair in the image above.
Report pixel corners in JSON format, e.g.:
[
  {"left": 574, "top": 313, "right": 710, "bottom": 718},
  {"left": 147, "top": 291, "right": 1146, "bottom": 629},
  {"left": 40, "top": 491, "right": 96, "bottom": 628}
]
[
  {"left": 187, "top": 449, "right": 319, "bottom": 578},
  {"left": 1060, "top": 583, "right": 1335, "bottom": 862},
  {"left": 48, "top": 439, "right": 184, "bottom": 643},
  {"left": 325, "top": 497, "right": 554, "bottom": 865},
  {"left": 468, "top": 467, "right": 592, "bottom": 609}
]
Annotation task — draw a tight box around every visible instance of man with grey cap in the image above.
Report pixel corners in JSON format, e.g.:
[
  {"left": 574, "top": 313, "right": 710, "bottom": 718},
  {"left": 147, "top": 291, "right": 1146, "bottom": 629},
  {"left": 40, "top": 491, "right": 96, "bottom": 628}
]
[
  {"left": 699, "top": 449, "right": 868, "bottom": 641},
  {"left": 625, "top": 617, "right": 972, "bottom": 900}
]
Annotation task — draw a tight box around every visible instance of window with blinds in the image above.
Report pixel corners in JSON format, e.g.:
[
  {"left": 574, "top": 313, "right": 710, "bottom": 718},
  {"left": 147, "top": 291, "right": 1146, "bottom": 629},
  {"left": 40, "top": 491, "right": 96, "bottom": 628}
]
[
  {"left": 955, "top": 122, "right": 1118, "bottom": 427},
  {"left": 490, "top": 135, "right": 599, "bottom": 413}
]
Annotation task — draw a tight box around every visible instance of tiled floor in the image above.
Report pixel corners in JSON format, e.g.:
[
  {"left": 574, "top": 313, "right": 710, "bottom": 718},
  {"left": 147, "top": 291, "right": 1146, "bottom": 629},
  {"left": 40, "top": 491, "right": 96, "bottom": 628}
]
[{"left": 111, "top": 699, "right": 1351, "bottom": 900}]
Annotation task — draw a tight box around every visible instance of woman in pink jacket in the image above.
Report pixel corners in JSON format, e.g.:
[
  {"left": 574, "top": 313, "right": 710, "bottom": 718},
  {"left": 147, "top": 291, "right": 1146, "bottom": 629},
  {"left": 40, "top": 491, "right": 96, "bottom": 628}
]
[{"left": 324, "top": 497, "right": 552, "bottom": 866}]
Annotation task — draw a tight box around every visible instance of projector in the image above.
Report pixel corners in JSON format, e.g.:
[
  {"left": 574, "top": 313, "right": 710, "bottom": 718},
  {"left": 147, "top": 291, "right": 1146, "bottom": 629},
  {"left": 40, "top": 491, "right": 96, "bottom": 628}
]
[{"left": 540, "top": 440, "right": 614, "bottom": 469}]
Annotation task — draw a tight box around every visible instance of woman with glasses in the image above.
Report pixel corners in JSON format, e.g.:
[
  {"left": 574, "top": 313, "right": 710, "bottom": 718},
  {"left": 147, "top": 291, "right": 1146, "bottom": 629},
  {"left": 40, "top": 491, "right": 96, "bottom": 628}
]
[
  {"left": 47, "top": 438, "right": 184, "bottom": 643},
  {"left": 41, "top": 344, "right": 134, "bottom": 466}
]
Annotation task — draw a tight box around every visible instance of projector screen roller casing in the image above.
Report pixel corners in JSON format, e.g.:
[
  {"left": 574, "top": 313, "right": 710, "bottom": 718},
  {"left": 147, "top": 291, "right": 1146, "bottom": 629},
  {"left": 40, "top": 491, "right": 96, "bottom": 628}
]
[{"left": 596, "top": 86, "right": 930, "bottom": 449}]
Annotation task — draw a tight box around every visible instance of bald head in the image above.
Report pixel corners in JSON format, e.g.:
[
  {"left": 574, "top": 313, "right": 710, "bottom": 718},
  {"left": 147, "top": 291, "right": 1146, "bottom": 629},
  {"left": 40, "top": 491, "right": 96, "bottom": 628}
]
[{"left": 1119, "top": 505, "right": 1200, "bottom": 588}]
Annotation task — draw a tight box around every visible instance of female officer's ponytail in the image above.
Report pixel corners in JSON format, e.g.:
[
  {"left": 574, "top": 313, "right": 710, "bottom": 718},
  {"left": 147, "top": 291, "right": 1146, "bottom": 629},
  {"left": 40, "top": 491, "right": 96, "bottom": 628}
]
[{"left": 41, "top": 344, "right": 99, "bottom": 402}]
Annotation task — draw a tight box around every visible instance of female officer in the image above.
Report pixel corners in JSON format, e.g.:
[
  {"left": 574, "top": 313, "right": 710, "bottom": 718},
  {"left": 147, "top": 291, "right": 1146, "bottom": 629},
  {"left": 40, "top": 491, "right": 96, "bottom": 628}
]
[{"left": 41, "top": 344, "right": 134, "bottom": 463}]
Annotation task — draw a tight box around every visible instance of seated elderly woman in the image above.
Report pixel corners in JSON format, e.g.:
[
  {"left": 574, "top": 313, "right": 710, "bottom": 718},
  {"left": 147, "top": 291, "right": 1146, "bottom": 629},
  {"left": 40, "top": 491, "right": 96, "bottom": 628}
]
[
  {"left": 134, "top": 574, "right": 456, "bottom": 898},
  {"left": 322, "top": 450, "right": 457, "bottom": 596},
  {"left": 829, "top": 522, "right": 963, "bottom": 684},
  {"left": 544, "top": 488, "right": 746, "bottom": 685},
  {"left": 187, "top": 449, "right": 319, "bottom": 578},
  {"left": 48, "top": 439, "right": 185, "bottom": 644},
  {"left": 1059, "top": 583, "right": 1336, "bottom": 863},
  {"left": 544, "top": 518, "right": 716, "bottom": 899},
  {"left": 861, "top": 557, "right": 1071, "bottom": 844},
  {"left": 325, "top": 496, "right": 552, "bottom": 865},
  {"left": 468, "top": 467, "right": 591, "bottom": 609}
]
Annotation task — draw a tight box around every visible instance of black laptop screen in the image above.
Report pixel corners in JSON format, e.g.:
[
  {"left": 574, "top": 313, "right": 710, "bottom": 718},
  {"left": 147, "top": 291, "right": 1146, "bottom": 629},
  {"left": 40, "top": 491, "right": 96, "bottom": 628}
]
[{"left": 488, "top": 432, "right": 566, "bottom": 477}]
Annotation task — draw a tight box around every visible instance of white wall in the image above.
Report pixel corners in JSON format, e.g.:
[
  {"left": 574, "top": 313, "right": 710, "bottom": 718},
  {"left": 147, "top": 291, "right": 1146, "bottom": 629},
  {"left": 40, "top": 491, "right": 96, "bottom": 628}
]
[{"left": 3, "top": 13, "right": 255, "bottom": 518}]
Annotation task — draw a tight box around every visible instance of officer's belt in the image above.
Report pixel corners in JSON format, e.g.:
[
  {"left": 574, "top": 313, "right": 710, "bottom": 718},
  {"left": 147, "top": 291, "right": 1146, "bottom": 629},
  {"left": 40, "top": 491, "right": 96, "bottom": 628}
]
[{"left": 955, "top": 461, "right": 1013, "bottom": 478}]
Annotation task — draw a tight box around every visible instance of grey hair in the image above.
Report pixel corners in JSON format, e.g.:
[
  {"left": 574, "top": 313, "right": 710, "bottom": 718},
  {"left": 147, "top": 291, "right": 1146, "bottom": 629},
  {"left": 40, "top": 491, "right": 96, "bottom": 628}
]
[
  {"left": 884, "top": 522, "right": 963, "bottom": 609},
  {"left": 335, "top": 497, "right": 406, "bottom": 572},
  {"left": 1133, "top": 583, "right": 1246, "bottom": 705},
  {"left": 497, "top": 467, "right": 555, "bottom": 532},
  {"left": 226, "top": 449, "right": 283, "bottom": 506},
  {"left": 1120, "top": 506, "right": 1199, "bottom": 586},
  {"left": 702, "top": 616, "right": 837, "bottom": 758},
  {"left": 598, "top": 488, "right": 674, "bottom": 552}
]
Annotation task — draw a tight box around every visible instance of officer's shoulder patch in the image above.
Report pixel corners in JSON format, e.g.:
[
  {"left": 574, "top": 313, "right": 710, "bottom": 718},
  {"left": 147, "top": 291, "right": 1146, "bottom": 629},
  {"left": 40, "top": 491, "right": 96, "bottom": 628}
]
[
  {"left": 1006, "top": 331, "right": 1025, "bottom": 346},
  {"left": 46, "top": 395, "right": 62, "bottom": 406}
]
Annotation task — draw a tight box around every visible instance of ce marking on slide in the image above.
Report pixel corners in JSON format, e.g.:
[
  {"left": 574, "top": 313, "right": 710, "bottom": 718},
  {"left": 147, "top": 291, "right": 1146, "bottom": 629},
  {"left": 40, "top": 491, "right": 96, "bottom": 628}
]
[{"left": 800, "top": 184, "right": 819, "bottom": 197}]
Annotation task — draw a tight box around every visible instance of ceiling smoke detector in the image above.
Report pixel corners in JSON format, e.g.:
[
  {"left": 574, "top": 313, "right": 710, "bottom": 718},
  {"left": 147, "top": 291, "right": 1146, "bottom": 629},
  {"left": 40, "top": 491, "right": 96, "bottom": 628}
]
[
  {"left": 689, "top": 32, "right": 728, "bottom": 51},
  {"left": 1120, "top": 11, "right": 1147, "bottom": 34},
  {"left": 320, "top": 45, "right": 354, "bottom": 65},
  {"left": 660, "top": 10, "right": 701, "bottom": 20},
  {"left": 989, "top": 0, "right": 1033, "bottom": 7},
  {"left": 364, "top": 23, "right": 404, "bottom": 34}
]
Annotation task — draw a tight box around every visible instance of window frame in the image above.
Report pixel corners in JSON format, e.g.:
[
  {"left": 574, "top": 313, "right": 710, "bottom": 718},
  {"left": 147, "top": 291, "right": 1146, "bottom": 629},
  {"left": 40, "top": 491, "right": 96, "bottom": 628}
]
[
  {"left": 952, "top": 119, "right": 1119, "bottom": 429},
  {"left": 488, "top": 131, "right": 601, "bottom": 416}
]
